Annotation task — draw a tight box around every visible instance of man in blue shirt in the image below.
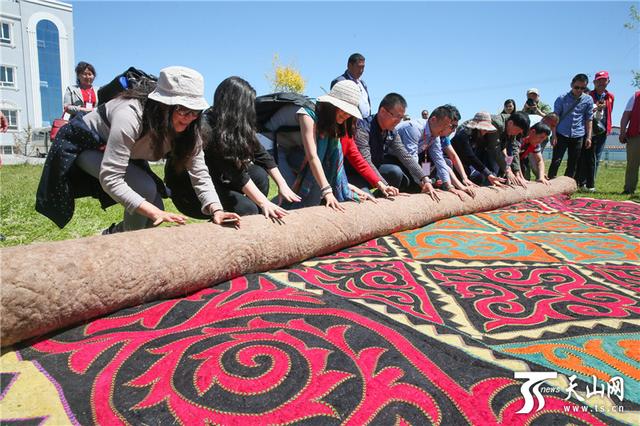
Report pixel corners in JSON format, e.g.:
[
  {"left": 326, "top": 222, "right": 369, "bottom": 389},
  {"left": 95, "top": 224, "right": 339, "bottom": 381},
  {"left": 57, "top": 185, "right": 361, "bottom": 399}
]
[
  {"left": 388, "top": 105, "right": 467, "bottom": 200},
  {"left": 331, "top": 53, "right": 371, "bottom": 118},
  {"left": 548, "top": 73, "right": 594, "bottom": 180}
]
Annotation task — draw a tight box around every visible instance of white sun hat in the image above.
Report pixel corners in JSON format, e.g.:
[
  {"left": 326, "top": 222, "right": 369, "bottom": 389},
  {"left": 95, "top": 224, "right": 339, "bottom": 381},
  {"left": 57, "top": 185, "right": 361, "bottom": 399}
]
[
  {"left": 148, "top": 66, "right": 209, "bottom": 110},
  {"left": 317, "top": 80, "right": 362, "bottom": 119}
]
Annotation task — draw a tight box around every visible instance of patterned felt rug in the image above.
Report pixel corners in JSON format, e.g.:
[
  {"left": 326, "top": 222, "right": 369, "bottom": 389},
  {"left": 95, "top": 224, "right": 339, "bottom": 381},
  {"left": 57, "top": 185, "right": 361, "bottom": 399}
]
[{"left": 1, "top": 195, "right": 639, "bottom": 425}]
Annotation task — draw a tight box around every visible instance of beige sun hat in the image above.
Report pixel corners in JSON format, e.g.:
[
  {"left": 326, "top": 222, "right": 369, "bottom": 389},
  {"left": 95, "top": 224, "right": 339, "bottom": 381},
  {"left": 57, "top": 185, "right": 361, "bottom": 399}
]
[
  {"left": 317, "top": 80, "right": 362, "bottom": 119},
  {"left": 465, "top": 111, "right": 497, "bottom": 132},
  {"left": 148, "top": 66, "right": 209, "bottom": 110}
]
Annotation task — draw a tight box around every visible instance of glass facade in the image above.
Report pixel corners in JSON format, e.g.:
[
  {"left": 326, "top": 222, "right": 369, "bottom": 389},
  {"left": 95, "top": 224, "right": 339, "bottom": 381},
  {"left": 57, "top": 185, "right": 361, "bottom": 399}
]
[{"left": 36, "top": 20, "right": 61, "bottom": 126}]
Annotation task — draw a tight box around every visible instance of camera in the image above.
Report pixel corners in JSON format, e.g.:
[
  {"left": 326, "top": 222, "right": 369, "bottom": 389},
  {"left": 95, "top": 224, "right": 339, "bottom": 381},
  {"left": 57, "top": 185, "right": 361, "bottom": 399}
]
[{"left": 526, "top": 98, "right": 536, "bottom": 107}]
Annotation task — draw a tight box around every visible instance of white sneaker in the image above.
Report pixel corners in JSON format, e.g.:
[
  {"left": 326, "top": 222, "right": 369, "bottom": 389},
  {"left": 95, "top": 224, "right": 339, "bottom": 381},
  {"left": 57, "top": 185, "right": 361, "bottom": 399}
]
[{"left": 586, "top": 187, "right": 596, "bottom": 193}]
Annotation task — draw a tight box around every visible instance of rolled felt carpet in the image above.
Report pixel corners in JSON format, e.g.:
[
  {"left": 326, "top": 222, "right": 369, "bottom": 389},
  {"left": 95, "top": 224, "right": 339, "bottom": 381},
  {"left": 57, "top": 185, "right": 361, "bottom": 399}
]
[{"left": 1, "top": 177, "right": 576, "bottom": 347}]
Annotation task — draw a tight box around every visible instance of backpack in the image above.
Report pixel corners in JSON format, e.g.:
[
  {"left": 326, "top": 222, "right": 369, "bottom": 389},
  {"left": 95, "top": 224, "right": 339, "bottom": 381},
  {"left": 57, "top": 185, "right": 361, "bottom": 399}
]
[
  {"left": 255, "top": 92, "right": 315, "bottom": 151},
  {"left": 97, "top": 67, "right": 157, "bottom": 106}
]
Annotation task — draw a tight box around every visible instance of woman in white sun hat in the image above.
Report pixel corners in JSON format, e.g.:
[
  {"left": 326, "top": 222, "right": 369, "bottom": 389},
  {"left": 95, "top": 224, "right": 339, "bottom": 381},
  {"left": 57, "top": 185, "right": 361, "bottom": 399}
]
[
  {"left": 279, "top": 79, "right": 376, "bottom": 210},
  {"left": 37, "top": 66, "right": 239, "bottom": 233}
]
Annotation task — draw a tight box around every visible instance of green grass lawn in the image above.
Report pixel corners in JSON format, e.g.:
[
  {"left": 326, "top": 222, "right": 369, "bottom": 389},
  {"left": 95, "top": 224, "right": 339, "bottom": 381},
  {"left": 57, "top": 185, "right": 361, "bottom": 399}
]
[{"left": 1, "top": 162, "right": 636, "bottom": 248}]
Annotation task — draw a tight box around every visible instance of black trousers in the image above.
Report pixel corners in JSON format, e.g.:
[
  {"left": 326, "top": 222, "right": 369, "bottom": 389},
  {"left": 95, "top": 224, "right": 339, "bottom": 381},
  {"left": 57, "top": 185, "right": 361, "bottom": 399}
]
[
  {"left": 168, "top": 163, "right": 270, "bottom": 218},
  {"left": 548, "top": 134, "right": 584, "bottom": 179},
  {"left": 576, "top": 132, "right": 607, "bottom": 188}
]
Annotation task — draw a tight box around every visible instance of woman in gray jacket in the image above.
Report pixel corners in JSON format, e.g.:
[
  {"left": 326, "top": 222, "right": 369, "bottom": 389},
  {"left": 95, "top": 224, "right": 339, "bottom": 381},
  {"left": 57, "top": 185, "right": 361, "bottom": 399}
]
[
  {"left": 63, "top": 61, "right": 98, "bottom": 117},
  {"left": 37, "top": 66, "right": 240, "bottom": 233}
]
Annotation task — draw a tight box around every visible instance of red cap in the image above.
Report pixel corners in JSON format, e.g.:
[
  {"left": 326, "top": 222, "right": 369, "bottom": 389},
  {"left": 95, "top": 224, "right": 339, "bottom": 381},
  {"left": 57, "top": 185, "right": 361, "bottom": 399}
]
[{"left": 594, "top": 71, "right": 609, "bottom": 81}]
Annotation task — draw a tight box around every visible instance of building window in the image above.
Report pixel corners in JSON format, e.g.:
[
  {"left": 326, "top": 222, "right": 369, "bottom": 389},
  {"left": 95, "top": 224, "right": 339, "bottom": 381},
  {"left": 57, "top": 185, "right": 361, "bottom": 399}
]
[
  {"left": 2, "top": 145, "right": 14, "bottom": 155},
  {"left": 0, "top": 65, "right": 16, "bottom": 87},
  {"left": 36, "top": 20, "right": 62, "bottom": 127},
  {"left": 0, "top": 22, "right": 11, "bottom": 45},
  {"left": 0, "top": 109, "right": 18, "bottom": 130}
]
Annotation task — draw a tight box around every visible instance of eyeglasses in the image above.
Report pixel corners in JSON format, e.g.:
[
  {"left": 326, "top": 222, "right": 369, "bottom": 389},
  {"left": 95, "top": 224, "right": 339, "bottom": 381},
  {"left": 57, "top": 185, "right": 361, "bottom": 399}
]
[
  {"left": 384, "top": 107, "right": 404, "bottom": 120},
  {"left": 175, "top": 106, "right": 201, "bottom": 118}
]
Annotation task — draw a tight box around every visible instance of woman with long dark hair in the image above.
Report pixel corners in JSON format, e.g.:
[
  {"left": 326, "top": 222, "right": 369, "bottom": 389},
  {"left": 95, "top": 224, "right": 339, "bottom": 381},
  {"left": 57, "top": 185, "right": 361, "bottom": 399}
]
[
  {"left": 37, "top": 66, "right": 239, "bottom": 233},
  {"left": 166, "top": 76, "right": 300, "bottom": 219}
]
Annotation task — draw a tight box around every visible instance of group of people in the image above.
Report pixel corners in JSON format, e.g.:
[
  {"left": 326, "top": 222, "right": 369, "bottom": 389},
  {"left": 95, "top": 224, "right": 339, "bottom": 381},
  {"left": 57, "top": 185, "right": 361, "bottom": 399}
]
[
  {"left": 499, "top": 72, "right": 640, "bottom": 195},
  {"left": 33, "top": 54, "right": 640, "bottom": 234}
]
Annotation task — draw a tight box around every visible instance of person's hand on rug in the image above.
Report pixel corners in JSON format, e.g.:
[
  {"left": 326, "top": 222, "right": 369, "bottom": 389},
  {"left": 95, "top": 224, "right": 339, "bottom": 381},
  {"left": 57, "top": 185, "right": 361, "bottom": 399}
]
[
  {"left": 376, "top": 181, "right": 400, "bottom": 197},
  {"left": 212, "top": 209, "right": 241, "bottom": 228},
  {"left": 537, "top": 176, "right": 551, "bottom": 186},
  {"left": 487, "top": 174, "right": 507, "bottom": 188},
  {"left": 277, "top": 185, "right": 302, "bottom": 205},
  {"left": 505, "top": 170, "right": 527, "bottom": 188},
  {"left": 350, "top": 185, "right": 377, "bottom": 204},
  {"left": 461, "top": 185, "right": 476, "bottom": 198},
  {"left": 151, "top": 211, "right": 187, "bottom": 226},
  {"left": 463, "top": 178, "right": 479, "bottom": 188},
  {"left": 448, "top": 187, "right": 468, "bottom": 201},
  {"left": 258, "top": 200, "right": 289, "bottom": 219},
  {"left": 323, "top": 192, "right": 346, "bottom": 212},
  {"left": 514, "top": 171, "right": 529, "bottom": 187},
  {"left": 421, "top": 179, "right": 440, "bottom": 201}
]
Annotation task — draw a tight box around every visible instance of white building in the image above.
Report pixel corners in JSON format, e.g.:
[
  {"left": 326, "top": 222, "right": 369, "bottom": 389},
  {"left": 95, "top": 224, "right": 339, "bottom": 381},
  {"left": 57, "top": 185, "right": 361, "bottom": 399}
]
[{"left": 1, "top": 0, "right": 74, "bottom": 156}]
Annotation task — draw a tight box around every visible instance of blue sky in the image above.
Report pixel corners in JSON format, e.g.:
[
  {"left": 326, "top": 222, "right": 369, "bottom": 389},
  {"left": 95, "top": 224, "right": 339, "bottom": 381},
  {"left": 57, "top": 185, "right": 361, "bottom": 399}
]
[{"left": 72, "top": 1, "right": 639, "bottom": 124}]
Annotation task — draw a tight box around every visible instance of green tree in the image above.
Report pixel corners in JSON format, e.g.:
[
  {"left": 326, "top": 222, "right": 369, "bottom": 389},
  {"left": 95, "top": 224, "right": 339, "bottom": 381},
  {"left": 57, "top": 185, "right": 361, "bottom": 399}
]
[
  {"left": 267, "top": 54, "right": 306, "bottom": 93},
  {"left": 625, "top": 5, "right": 640, "bottom": 88}
]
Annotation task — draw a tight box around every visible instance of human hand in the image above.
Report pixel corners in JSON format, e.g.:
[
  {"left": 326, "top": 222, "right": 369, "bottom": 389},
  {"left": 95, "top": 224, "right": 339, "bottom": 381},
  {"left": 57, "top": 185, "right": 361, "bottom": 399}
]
[
  {"left": 537, "top": 176, "right": 551, "bottom": 186},
  {"left": 551, "top": 135, "right": 557, "bottom": 147},
  {"left": 619, "top": 131, "right": 627, "bottom": 144},
  {"left": 376, "top": 181, "right": 400, "bottom": 197},
  {"left": 448, "top": 187, "right": 467, "bottom": 201},
  {"left": 463, "top": 178, "right": 479, "bottom": 188},
  {"left": 212, "top": 210, "right": 241, "bottom": 228},
  {"left": 421, "top": 180, "right": 440, "bottom": 202},
  {"left": 488, "top": 174, "right": 507, "bottom": 188},
  {"left": 584, "top": 138, "right": 592, "bottom": 150},
  {"left": 324, "top": 193, "right": 345, "bottom": 212},
  {"left": 353, "top": 187, "right": 377, "bottom": 203},
  {"left": 462, "top": 185, "right": 476, "bottom": 198},
  {"left": 278, "top": 186, "right": 302, "bottom": 204},
  {"left": 515, "top": 172, "right": 528, "bottom": 187},
  {"left": 151, "top": 211, "right": 187, "bottom": 227},
  {"left": 259, "top": 200, "right": 288, "bottom": 219}
]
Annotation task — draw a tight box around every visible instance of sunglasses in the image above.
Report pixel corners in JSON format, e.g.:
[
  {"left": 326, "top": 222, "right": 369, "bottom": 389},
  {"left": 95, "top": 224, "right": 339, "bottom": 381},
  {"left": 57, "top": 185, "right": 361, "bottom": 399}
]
[
  {"left": 572, "top": 85, "right": 587, "bottom": 90},
  {"left": 175, "top": 106, "right": 202, "bottom": 118}
]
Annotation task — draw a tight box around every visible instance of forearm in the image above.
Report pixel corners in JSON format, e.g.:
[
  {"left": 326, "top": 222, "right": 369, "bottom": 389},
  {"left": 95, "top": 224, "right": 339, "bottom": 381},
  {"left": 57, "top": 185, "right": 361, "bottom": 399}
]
[
  {"left": 620, "top": 111, "right": 631, "bottom": 132},
  {"left": 447, "top": 165, "right": 464, "bottom": 190},
  {"left": 534, "top": 155, "right": 545, "bottom": 179},
  {"left": 135, "top": 200, "right": 165, "bottom": 221},
  {"left": 445, "top": 146, "right": 469, "bottom": 180},
  {"left": 241, "top": 179, "right": 269, "bottom": 206},
  {"left": 268, "top": 167, "right": 289, "bottom": 191},
  {"left": 585, "top": 120, "right": 592, "bottom": 140},
  {"left": 307, "top": 155, "right": 331, "bottom": 189}
]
